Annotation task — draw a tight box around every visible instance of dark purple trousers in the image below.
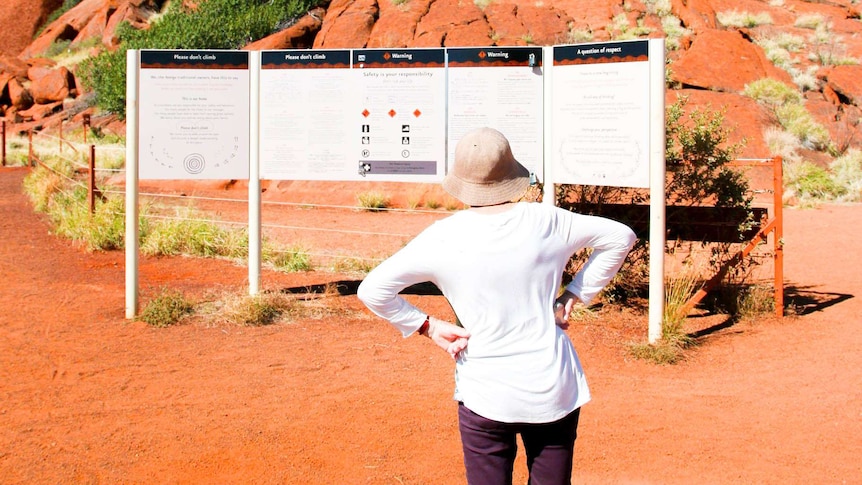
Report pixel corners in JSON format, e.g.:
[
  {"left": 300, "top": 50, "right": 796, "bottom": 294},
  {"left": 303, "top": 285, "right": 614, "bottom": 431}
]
[{"left": 458, "top": 403, "right": 581, "bottom": 485}]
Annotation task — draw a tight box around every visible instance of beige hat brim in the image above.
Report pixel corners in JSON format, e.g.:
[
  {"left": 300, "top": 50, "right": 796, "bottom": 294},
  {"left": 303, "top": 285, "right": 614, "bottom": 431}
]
[{"left": 442, "top": 160, "right": 531, "bottom": 207}]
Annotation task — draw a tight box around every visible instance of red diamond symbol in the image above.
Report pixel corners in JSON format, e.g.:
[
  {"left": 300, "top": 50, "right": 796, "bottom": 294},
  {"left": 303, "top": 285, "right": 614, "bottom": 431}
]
[
  {"left": 388, "top": 109, "right": 397, "bottom": 117},
  {"left": 413, "top": 109, "right": 422, "bottom": 117},
  {"left": 479, "top": 51, "right": 486, "bottom": 59},
  {"left": 362, "top": 109, "right": 370, "bottom": 118},
  {"left": 384, "top": 52, "right": 391, "bottom": 60}
]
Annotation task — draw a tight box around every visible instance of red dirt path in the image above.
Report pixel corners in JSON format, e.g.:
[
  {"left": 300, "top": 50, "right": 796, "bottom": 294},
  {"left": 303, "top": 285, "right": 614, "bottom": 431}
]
[{"left": 1, "top": 166, "right": 860, "bottom": 484}]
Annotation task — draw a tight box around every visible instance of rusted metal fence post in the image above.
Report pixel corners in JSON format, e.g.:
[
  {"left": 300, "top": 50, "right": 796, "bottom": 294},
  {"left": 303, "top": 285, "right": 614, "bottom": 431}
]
[
  {"left": 28, "top": 130, "right": 33, "bottom": 167},
  {"left": 2, "top": 120, "right": 6, "bottom": 167},
  {"left": 89, "top": 145, "right": 96, "bottom": 214},
  {"left": 83, "top": 113, "right": 91, "bottom": 144},
  {"left": 773, "top": 156, "right": 784, "bottom": 317},
  {"left": 59, "top": 119, "right": 64, "bottom": 153}
]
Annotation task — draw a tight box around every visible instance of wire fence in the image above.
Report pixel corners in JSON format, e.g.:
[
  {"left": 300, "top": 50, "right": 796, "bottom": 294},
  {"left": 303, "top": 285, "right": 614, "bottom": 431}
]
[
  {"left": 5, "top": 121, "right": 782, "bottom": 311},
  {"left": 6, "top": 121, "right": 449, "bottom": 271}
]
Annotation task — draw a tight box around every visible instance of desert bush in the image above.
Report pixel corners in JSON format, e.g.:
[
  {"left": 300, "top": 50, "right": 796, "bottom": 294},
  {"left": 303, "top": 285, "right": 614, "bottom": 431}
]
[
  {"left": 743, "top": 78, "right": 803, "bottom": 108},
  {"left": 331, "top": 255, "right": 378, "bottom": 274},
  {"left": 791, "top": 66, "right": 820, "bottom": 92},
  {"left": 783, "top": 160, "right": 846, "bottom": 205},
  {"left": 356, "top": 191, "right": 390, "bottom": 211},
  {"left": 264, "top": 245, "right": 313, "bottom": 272},
  {"left": 794, "top": 13, "right": 827, "bottom": 30},
  {"left": 735, "top": 284, "right": 776, "bottom": 319},
  {"left": 77, "top": 0, "right": 318, "bottom": 118},
  {"left": 556, "top": 95, "right": 751, "bottom": 303},
  {"left": 806, "top": 23, "right": 859, "bottom": 67},
  {"left": 608, "top": 13, "right": 652, "bottom": 40},
  {"left": 628, "top": 266, "right": 700, "bottom": 364},
  {"left": 661, "top": 15, "right": 690, "bottom": 50},
  {"left": 744, "top": 78, "right": 832, "bottom": 151},
  {"left": 717, "top": 10, "right": 773, "bottom": 28},
  {"left": 218, "top": 292, "right": 291, "bottom": 326},
  {"left": 764, "top": 127, "right": 802, "bottom": 163},
  {"left": 139, "top": 287, "right": 194, "bottom": 327},
  {"left": 140, "top": 213, "right": 249, "bottom": 259},
  {"left": 775, "top": 103, "right": 831, "bottom": 151},
  {"left": 52, "top": 189, "right": 127, "bottom": 251},
  {"left": 829, "top": 149, "right": 862, "bottom": 202}
]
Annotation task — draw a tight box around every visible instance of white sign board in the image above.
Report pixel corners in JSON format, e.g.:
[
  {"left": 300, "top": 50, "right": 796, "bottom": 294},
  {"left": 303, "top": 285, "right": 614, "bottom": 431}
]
[
  {"left": 353, "top": 48, "right": 447, "bottom": 182},
  {"left": 138, "top": 50, "right": 250, "bottom": 180},
  {"left": 447, "top": 47, "right": 544, "bottom": 179},
  {"left": 259, "top": 50, "right": 352, "bottom": 180},
  {"left": 550, "top": 40, "right": 651, "bottom": 188}
]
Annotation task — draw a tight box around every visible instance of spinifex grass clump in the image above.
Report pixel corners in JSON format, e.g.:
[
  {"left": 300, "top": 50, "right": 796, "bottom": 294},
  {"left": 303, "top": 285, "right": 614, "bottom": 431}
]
[
  {"left": 628, "top": 266, "right": 700, "bottom": 364},
  {"left": 356, "top": 191, "right": 390, "bottom": 211},
  {"left": 221, "top": 292, "right": 291, "bottom": 326},
  {"left": 139, "top": 288, "right": 193, "bottom": 327}
]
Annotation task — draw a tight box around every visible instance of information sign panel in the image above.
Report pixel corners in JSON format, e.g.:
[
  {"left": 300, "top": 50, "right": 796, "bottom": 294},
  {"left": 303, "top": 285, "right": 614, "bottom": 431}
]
[
  {"left": 550, "top": 41, "right": 651, "bottom": 188},
  {"left": 447, "top": 47, "right": 544, "bottom": 179},
  {"left": 138, "top": 50, "right": 250, "bottom": 180},
  {"left": 352, "top": 48, "right": 447, "bottom": 182},
  {"left": 259, "top": 50, "right": 352, "bottom": 180}
]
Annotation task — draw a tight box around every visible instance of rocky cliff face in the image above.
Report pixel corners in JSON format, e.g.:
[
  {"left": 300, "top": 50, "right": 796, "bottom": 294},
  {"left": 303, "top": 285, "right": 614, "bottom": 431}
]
[
  {"left": 0, "top": 0, "right": 61, "bottom": 58},
  {"left": 3, "top": 0, "right": 862, "bottom": 163}
]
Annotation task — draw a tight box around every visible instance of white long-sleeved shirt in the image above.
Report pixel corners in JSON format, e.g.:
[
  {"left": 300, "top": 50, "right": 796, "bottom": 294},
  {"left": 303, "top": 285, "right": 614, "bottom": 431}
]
[{"left": 357, "top": 202, "right": 636, "bottom": 423}]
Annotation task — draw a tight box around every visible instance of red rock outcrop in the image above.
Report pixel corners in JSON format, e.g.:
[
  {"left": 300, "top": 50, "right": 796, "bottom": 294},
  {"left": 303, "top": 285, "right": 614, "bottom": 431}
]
[
  {"left": 0, "top": 0, "right": 61, "bottom": 58},
  {"left": 3, "top": 0, "right": 862, "bottom": 159},
  {"left": 670, "top": 30, "right": 795, "bottom": 93},
  {"left": 19, "top": 0, "right": 164, "bottom": 59},
  {"left": 243, "top": 7, "right": 325, "bottom": 51},
  {"left": 30, "top": 66, "right": 76, "bottom": 104}
]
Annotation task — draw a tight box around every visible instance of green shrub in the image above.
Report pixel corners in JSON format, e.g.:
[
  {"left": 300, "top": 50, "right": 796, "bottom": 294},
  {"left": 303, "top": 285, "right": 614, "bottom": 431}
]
[
  {"left": 264, "top": 245, "right": 313, "bottom": 272},
  {"left": 743, "top": 78, "right": 803, "bottom": 108},
  {"left": 784, "top": 160, "right": 846, "bottom": 203},
  {"left": 744, "top": 78, "right": 832, "bottom": 151},
  {"left": 76, "top": 50, "right": 129, "bottom": 118},
  {"left": 139, "top": 288, "right": 194, "bottom": 327},
  {"left": 23, "top": 159, "right": 128, "bottom": 251},
  {"left": 664, "top": 98, "right": 750, "bottom": 208},
  {"left": 557, "top": 96, "right": 752, "bottom": 303},
  {"left": 77, "top": 0, "right": 319, "bottom": 118},
  {"left": 775, "top": 103, "right": 831, "bottom": 150},
  {"left": 829, "top": 149, "right": 862, "bottom": 202},
  {"left": 140, "top": 215, "right": 249, "bottom": 258}
]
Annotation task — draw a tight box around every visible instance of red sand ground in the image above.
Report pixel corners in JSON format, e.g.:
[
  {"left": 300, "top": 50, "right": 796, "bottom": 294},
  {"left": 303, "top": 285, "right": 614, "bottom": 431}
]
[{"left": 1, "top": 165, "right": 860, "bottom": 484}]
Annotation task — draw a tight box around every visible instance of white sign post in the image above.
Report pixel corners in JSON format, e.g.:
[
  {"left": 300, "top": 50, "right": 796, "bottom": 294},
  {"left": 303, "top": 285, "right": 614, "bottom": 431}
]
[{"left": 549, "top": 39, "right": 665, "bottom": 343}]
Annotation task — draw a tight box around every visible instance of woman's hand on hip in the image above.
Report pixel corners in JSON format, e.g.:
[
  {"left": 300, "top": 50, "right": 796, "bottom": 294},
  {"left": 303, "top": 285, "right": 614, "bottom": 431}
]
[
  {"left": 427, "top": 316, "right": 470, "bottom": 360},
  {"left": 554, "top": 290, "right": 579, "bottom": 328}
]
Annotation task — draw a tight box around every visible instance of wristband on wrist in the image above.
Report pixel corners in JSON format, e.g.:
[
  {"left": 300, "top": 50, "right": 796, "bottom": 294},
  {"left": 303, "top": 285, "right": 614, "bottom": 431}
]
[{"left": 418, "top": 316, "right": 430, "bottom": 336}]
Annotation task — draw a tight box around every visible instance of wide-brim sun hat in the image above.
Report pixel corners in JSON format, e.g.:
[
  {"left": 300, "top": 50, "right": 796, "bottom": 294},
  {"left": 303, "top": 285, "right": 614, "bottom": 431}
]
[{"left": 443, "top": 127, "right": 531, "bottom": 207}]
